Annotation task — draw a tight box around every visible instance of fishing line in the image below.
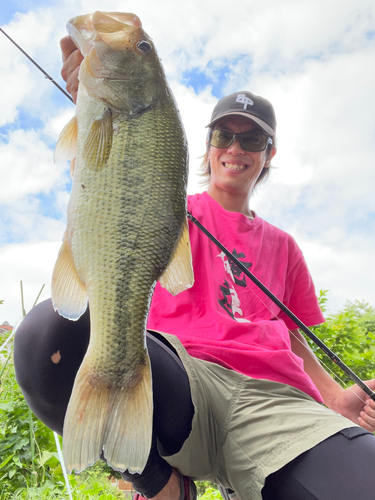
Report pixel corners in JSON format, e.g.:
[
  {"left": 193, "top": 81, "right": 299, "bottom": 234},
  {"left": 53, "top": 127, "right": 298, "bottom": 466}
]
[
  {"left": 0, "top": 27, "right": 74, "bottom": 103},
  {"left": 0, "top": 85, "right": 32, "bottom": 106},
  {"left": 187, "top": 212, "right": 375, "bottom": 408}
]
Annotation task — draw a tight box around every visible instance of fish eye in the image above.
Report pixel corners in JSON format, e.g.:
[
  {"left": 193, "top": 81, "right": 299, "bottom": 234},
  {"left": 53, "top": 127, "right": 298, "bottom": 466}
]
[{"left": 137, "top": 40, "right": 152, "bottom": 53}]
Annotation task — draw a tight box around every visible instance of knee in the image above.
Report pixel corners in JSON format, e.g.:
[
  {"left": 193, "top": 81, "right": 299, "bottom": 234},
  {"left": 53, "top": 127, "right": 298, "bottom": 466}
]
[{"left": 13, "top": 299, "right": 90, "bottom": 434}]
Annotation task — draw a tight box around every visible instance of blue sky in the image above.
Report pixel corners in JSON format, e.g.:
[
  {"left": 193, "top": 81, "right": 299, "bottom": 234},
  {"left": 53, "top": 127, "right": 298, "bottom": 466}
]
[
  {"left": 1, "top": 0, "right": 375, "bottom": 324},
  {"left": 0, "top": 1, "right": 31, "bottom": 24}
]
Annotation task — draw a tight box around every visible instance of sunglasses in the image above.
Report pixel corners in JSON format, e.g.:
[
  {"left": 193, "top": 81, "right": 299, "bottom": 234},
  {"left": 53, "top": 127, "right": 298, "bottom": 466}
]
[{"left": 208, "top": 128, "right": 273, "bottom": 152}]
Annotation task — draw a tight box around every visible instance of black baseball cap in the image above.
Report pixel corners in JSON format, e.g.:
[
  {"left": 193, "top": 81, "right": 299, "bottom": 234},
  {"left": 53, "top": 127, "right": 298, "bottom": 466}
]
[{"left": 206, "top": 91, "right": 276, "bottom": 136}]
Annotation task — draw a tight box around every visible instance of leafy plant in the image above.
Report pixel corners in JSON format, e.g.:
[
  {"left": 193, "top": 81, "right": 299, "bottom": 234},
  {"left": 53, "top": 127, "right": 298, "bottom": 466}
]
[
  {"left": 309, "top": 292, "right": 375, "bottom": 385},
  {"left": 0, "top": 358, "right": 64, "bottom": 496},
  {"left": 198, "top": 486, "right": 223, "bottom": 499},
  {"left": 197, "top": 481, "right": 222, "bottom": 499},
  {"left": 68, "top": 473, "right": 126, "bottom": 499}
]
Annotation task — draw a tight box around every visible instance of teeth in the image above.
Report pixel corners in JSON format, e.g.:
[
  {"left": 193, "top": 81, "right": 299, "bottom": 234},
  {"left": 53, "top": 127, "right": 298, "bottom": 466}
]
[{"left": 223, "top": 163, "right": 247, "bottom": 171}]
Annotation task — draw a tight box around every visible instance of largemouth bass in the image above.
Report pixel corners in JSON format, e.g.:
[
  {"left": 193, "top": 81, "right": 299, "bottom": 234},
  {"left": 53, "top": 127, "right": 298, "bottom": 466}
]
[{"left": 52, "top": 11, "right": 194, "bottom": 474}]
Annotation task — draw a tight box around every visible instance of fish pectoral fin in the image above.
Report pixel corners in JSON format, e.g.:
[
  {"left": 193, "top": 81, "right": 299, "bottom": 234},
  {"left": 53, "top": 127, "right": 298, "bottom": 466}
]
[
  {"left": 63, "top": 358, "right": 153, "bottom": 474},
  {"left": 82, "top": 108, "right": 113, "bottom": 169},
  {"left": 54, "top": 116, "right": 78, "bottom": 163},
  {"left": 51, "top": 232, "right": 88, "bottom": 320},
  {"left": 159, "top": 218, "right": 194, "bottom": 295}
]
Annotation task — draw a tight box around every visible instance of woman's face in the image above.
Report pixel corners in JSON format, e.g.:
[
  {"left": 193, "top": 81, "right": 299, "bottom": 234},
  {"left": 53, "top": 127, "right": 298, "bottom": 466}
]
[{"left": 207, "top": 115, "right": 275, "bottom": 198}]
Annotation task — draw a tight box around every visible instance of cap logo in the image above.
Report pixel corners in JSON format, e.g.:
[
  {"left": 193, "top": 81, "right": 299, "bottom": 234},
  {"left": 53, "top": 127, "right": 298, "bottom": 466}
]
[{"left": 236, "top": 93, "right": 254, "bottom": 110}]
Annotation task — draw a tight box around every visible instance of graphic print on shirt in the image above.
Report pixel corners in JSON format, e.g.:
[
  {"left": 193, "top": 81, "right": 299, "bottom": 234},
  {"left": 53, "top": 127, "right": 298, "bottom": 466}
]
[{"left": 217, "top": 249, "right": 252, "bottom": 323}]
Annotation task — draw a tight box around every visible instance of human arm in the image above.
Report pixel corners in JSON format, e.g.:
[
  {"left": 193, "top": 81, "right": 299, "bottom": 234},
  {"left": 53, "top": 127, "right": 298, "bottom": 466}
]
[
  {"left": 60, "top": 35, "right": 83, "bottom": 104},
  {"left": 290, "top": 328, "right": 375, "bottom": 432}
]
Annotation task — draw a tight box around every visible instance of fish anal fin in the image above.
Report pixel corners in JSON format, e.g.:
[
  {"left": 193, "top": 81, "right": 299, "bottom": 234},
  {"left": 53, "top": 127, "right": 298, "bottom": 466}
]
[
  {"left": 51, "top": 232, "right": 88, "bottom": 320},
  {"left": 63, "top": 358, "right": 153, "bottom": 474},
  {"left": 54, "top": 116, "right": 78, "bottom": 163},
  {"left": 82, "top": 108, "right": 113, "bottom": 169},
  {"left": 159, "top": 218, "right": 194, "bottom": 296}
]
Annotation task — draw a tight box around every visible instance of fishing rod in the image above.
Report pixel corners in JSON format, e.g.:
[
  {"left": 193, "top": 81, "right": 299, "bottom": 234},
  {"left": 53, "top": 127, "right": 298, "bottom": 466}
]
[
  {"left": 187, "top": 212, "right": 375, "bottom": 402},
  {"left": 3, "top": 25, "right": 374, "bottom": 401},
  {"left": 0, "top": 27, "right": 74, "bottom": 103}
]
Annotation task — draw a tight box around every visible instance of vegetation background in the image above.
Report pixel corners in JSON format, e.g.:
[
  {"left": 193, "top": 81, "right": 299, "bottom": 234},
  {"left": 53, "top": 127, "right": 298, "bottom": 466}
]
[{"left": 1, "top": 291, "right": 374, "bottom": 499}]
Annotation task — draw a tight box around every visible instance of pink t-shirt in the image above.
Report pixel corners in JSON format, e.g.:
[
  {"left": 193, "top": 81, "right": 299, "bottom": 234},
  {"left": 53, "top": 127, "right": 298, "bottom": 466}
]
[{"left": 147, "top": 192, "right": 325, "bottom": 402}]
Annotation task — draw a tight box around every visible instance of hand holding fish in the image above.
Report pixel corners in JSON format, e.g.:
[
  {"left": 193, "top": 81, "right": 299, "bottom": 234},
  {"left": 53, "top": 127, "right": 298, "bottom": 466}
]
[{"left": 60, "top": 35, "right": 83, "bottom": 104}]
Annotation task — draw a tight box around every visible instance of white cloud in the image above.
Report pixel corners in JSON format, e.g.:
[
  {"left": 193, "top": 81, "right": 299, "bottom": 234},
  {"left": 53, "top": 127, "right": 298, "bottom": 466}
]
[
  {"left": 0, "top": 129, "right": 67, "bottom": 203},
  {"left": 294, "top": 234, "right": 375, "bottom": 315},
  {"left": 0, "top": 38, "right": 33, "bottom": 127},
  {"left": 1, "top": 0, "right": 375, "bottom": 322},
  {"left": 0, "top": 10, "right": 64, "bottom": 127},
  {"left": 168, "top": 82, "right": 216, "bottom": 194},
  {"left": 45, "top": 108, "right": 75, "bottom": 141},
  {"left": 0, "top": 240, "right": 60, "bottom": 325}
]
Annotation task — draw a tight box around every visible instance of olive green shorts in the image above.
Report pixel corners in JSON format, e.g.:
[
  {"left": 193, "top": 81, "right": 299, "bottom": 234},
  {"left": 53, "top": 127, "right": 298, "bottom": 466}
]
[{"left": 158, "top": 332, "right": 356, "bottom": 500}]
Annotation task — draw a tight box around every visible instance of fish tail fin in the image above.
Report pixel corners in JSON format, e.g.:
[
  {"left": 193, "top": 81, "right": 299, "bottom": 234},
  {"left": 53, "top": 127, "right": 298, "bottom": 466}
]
[{"left": 63, "top": 358, "right": 153, "bottom": 474}]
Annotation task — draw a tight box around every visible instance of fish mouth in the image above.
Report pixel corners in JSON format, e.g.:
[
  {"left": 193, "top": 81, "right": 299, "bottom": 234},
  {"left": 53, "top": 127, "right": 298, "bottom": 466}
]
[
  {"left": 222, "top": 162, "right": 249, "bottom": 171},
  {"left": 67, "top": 11, "right": 142, "bottom": 54},
  {"left": 92, "top": 11, "right": 141, "bottom": 31},
  {"left": 91, "top": 11, "right": 142, "bottom": 48}
]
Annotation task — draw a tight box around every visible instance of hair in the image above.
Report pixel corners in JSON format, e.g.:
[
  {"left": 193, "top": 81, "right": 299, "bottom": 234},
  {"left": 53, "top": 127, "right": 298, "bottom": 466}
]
[{"left": 199, "top": 128, "right": 276, "bottom": 188}]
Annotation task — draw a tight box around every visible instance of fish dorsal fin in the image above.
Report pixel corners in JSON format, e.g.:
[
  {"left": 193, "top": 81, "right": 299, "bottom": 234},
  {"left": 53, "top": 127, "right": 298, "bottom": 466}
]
[
  {"left": 54, "top": 116, "right": 78, "bottom": 163},
  {"left": 51, "top": 232, "right": 88, "bottom": 320},
  {"left": 82, "top": 108, "right": 113, "bottom": 169},
  {"left": 159, "top": 218, "right": 194, "bottom": 295}
]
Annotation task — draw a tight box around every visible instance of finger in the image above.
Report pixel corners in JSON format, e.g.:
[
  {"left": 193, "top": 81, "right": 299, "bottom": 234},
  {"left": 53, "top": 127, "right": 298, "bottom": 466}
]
[
  {"left": 364, "top": 379, "right": 375, "bottom": 391},
  {"left": 359, "top": 409, "right": 375, "bottom": 432},
  {"left": 65, "top": 66, "right": 80, "bottom": 96},
  {"left": 362, "top": 399, "right": 375, "bottom": 418},
  {"left": 358, "top": 417, "right": 375, "bottom": 432},
  {"left": 362, "top": 398, "right": 375, "bottom": 413},
  {"left": 60, "top": 36, "right": 78, "bottom": 62},
  {"left": 65, "top": 66, "right": 80, "bottom": 104},
  {"left": 61, "top": 48, "right": 84, "bottom": 82}
]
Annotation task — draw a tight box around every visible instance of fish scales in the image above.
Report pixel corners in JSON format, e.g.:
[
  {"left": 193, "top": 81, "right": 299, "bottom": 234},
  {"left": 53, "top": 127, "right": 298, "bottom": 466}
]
[
  {"left": 71, "top": 99, "right": 187, "bottom": 376},
  {"left": 52, "top": 11, "right": 193, "bottom": 475}
]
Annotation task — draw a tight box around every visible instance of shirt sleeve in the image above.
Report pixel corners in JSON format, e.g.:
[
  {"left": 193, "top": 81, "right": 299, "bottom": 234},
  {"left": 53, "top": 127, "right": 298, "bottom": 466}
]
[{"left": 278, "top": 254, "right": 325, "bottom": 330}]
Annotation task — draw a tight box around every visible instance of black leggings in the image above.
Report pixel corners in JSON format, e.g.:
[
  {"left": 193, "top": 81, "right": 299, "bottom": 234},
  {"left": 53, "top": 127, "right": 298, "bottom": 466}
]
[{"left": 14, "top": 299, "right": 375, "bottom": 499}]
